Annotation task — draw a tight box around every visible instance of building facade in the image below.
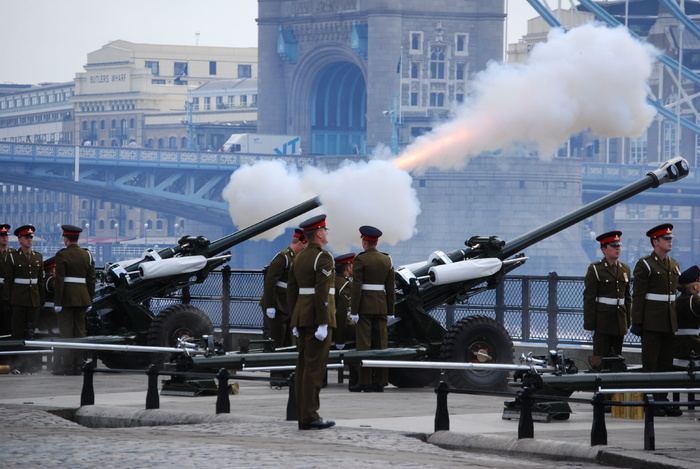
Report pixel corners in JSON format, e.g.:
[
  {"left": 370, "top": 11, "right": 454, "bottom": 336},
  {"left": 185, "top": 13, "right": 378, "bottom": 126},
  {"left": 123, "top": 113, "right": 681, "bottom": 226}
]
[{"left": 257, "top": 0, "right": 505, "bottom": 155}]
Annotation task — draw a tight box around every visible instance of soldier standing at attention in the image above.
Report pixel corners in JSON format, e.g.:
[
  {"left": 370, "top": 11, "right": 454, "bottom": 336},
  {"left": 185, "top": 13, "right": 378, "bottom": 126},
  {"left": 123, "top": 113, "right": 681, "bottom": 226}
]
[
  {"left": 583, "top": 230, "right": 631, "bottom": 360},
  {"left": 333, "top": 253, "right": 356, "bottom": 350},
  {"left": 53, "top": 225, "right": 95, "bottom": 376},
  {"left": 631, "top": 223, "right": 682, "bottom": 417},
  {"left": 288, "top": 214, "right": 336, "bottom": 430},
  {"left": 6, "top": 225, "right": 44, "bottom": 373},
  {"left": 0, "top": 224, "right": 14, "bottom": 339},
  {"left": 350, "top": 226, "right": 395, "bottom": 393},
  {"left": 259, "top": 228, "right": 306, "bottom": 386},
  {"left": 674, "top": 265, "right": 700, "bottom": 360}
]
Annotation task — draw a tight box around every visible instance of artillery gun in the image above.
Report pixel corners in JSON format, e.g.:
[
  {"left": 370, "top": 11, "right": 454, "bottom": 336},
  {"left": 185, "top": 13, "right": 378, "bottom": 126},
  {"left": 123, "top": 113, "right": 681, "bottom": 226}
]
[
  {"left": 189, "top": 157, "right": 691, "bottom": 392},
  {"left": 85, "top": 197, "right": 321, "bottom": 369}
]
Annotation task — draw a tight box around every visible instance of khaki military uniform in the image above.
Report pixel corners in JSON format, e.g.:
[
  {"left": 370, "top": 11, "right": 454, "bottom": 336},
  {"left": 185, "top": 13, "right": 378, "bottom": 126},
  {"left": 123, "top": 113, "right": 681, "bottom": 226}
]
[
  {"left": 583, "top": 259, "right": 631, "bottom": 357},
  {"left": 0, "top": 247, "right": 15, "bottom": 336},
  {"left": 6, "top": 249, "right": 44, "bottom": 340},
  {"left": 288, "top": 243, "right": 335, "bottom": 425},
  {"left": 259, "top": 247, "right": 295, "bottom": 348},
  {"left": 54, "top": 244, "right": 95, "bottom": 368},
  {"left": 674, "top": 292, "right": 700, "bottom": 360},
  {"left": 351, "top": 248, "right": 395, "bottom": 387},
  {"left": 632, "top": 253, "right": 680, "bottom": 373}
]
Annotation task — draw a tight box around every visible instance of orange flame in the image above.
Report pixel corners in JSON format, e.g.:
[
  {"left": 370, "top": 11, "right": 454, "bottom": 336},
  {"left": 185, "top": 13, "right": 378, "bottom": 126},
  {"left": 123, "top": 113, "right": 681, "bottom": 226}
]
[{"left": 392, "top": 126, "right": 476, "bottom": 170}]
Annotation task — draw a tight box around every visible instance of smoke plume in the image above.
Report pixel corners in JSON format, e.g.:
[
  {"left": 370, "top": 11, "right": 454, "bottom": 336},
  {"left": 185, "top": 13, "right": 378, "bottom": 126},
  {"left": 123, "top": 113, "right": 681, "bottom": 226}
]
[
  {"left": 222, "top": 156, "right": 420, "bottom": 252},
  {"left": 393, "top": 24, "right": 660, "bottom": 172}
]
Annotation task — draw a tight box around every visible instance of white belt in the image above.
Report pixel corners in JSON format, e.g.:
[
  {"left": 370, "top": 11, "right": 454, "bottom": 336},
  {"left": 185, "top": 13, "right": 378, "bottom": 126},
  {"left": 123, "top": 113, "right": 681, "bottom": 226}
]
[
  {"left": 44, "top": 302, "right": 55, "bottom": 308},
  {"left": 276, "top": 281, "right": 287, "bottom": 289},
  {"left": 676, "top": 328, "right": 700, "bottom": 336},
  {"left": 64, "top": 277, "right": 86, "bottom": 284},
  {"left": 299, "top": 287, "right": 335, "bottom": 295},
  {"left": 0, "top": 278, "right": 3, "bottom": 284},
  {"left": 361, "top": 284, "right": 385, "bottom": 291},
  {"left": 14, "top": 278, "right": 37, "bottom": 285},
  {"left": 596, "top": 297, "right": 625, "bottom": 306},
  {"left": 645, "top": 293, "right": 675, "bottom": 302}
]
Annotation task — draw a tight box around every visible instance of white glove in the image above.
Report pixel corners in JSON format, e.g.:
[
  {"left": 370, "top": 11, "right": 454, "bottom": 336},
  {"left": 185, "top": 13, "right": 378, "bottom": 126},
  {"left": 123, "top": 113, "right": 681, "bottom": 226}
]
[
  {"left": 336, "top": 343, "right": 345, "bottom": 350},
  {"left": 315, "top": 324, "right": 328, "bottom": 341},
  {"left": 387, "top": 315, "right": 395, "bottom": 320},
  {"left": 292, "top": 327, "right": 299, "bottom": 337},
  {"left": 350, "top": 314, "right": 359, "bottom": 323},
  {"left": 54, "top": 306, "right": 63, "bottom": 313},
  {"left": 86, "top": 306, "right": 92, "bottom": 312},
  {"left": 266, "top": 307, "right": 276, "bottom": 319}
]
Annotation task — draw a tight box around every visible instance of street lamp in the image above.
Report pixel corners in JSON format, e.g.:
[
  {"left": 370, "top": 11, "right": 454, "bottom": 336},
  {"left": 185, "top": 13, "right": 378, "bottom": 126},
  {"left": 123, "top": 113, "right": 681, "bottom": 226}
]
[
  {"left": 114, "top": 223, "right": 119, "bottom": 244},
  {"left": 144, "top": 222, "right": 149, "bottom": 246},
  {"left": 84, "top": 223, "right": 90, "bottom": 247}
]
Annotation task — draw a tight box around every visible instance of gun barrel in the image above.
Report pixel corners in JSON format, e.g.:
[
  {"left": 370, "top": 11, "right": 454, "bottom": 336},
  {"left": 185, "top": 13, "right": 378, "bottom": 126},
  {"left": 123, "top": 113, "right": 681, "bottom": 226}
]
[
  {"left": 501, "top": 157, "right": 689, "bottom": 259},
  {"left": 206, "top": 196, "right": 321, "bottom": 256}
]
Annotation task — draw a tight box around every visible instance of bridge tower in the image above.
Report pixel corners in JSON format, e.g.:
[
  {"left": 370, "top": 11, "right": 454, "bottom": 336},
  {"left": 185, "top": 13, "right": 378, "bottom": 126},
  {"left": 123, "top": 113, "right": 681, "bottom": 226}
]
[{"left": 256, "top": 0, "right": 504, "bottom": 155}]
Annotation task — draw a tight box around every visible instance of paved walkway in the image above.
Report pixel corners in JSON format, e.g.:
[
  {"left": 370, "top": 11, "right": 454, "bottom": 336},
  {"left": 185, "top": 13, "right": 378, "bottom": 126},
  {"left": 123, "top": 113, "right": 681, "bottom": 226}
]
[{"left": 1, "top": 366, "right": 699, "bottom": 468}]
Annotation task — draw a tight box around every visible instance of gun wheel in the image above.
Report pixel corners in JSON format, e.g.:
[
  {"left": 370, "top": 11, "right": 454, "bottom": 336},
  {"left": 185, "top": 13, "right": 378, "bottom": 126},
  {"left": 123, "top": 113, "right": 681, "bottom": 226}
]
[
  {"left": 439, "top": 315, "right": 514, "bottom": 392},
  {"left": 147, "top": 304, "right": 214, "bottom": 366}
]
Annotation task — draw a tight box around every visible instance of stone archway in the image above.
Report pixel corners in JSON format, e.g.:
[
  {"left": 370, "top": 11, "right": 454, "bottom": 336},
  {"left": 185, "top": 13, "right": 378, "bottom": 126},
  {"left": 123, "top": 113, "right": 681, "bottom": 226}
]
[{"left": 289, "top": 48, "right": 367, "bottom": 156}]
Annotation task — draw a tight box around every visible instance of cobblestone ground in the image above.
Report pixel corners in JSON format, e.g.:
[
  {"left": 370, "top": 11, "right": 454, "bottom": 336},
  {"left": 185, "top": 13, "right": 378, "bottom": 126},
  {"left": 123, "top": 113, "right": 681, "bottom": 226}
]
[{"left": 1, "top": 406, "right": 610, "bottom": 469}]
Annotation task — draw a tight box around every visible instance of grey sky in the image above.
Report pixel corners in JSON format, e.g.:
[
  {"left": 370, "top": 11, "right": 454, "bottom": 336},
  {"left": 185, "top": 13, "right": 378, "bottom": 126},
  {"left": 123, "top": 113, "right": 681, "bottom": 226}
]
[{"left": 1, "top": 0, "right": 537, "bottom": 85}]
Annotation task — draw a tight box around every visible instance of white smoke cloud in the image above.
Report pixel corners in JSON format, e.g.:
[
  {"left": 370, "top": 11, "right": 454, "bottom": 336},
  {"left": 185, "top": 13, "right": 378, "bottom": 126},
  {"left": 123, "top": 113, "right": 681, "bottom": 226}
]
[
  {"left": 394, "top": 23, "right": 660, "bottom": 173},
  {"left": 222, "top": 158, "right": 420, "bottom": 252}
]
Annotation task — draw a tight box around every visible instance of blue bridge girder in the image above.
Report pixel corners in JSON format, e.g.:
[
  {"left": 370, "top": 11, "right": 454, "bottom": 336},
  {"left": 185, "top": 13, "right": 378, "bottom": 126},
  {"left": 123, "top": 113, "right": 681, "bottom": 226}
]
[
  {"left": 0, "top": 142, "right": 319, "bottom": 226},
  {"left": 1, "top": 143, "right": 699, "bottom": 222}
]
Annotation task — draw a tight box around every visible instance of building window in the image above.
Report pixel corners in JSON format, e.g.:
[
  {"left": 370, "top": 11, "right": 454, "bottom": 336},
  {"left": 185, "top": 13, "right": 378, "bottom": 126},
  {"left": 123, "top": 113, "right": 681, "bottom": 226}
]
[
  {"left": 663, "top": 121, "right": 676, "bottom": 160},
  {"left": 192, "top": 97, "right": 199, "bottom": 111},
  {"left": 411, "top": 62, "right": 420, "bottom": 79},
  {"left": 216, "top": 96, "right": 224, "bottom": 108},
  {"left": 240, "top": 95, "right": 247, "bottom": 106},
  {"left": 238, "top": 64, "right": 252, "bottom": 78},
  {"left": 456, "top": 63, "right": 465, "bottom": 80},
  {"left": 174, "top": 62, "right": 187, "bottom": 77},
  {"left": 228, "top": 96, "right": 235, "bottom": 107},
  {"left": 430, "top": 45, "right": 446, "bottom": 79},
  {"left": 411, "top": 32, "right": 423, "bottom": 52},
  {"left": 430, "top": 92, "right": 444, "bottom": 107},
  {"left": 630, "top": 132, "right": 648, "bottom": 164},
  {"left": 456, "top": 93, "right": 464, "bottom": 104},
  {"left": 209, "top": 61, "right": 217, "bottom": 75},
  {"left": 169, "top": 136, "right": 177, "bottom": 149},
  {"left": 410, "top": 92, "right": 419, "bottom": 106},
  {"left": 145, "top": 61, "right": 160, "bottom": 76},
  {"left": 151, "top": 79, "right": 166, "bottom": 85},
  {"left": 204, "top": 97, "right": 211, "bottom": 110},
  {"left": 455, "top": 34, "right": 468, "bottom": 55}
]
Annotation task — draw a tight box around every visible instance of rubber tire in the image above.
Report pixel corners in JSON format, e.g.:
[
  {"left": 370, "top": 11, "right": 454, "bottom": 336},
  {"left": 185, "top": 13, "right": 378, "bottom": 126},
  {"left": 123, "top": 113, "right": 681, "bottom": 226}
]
[
  {"left": 439, "top": 315, "right": 514, "bottom": 392},
  {"left": 146, "top": 304, "right": 213, "bottom": 367}
]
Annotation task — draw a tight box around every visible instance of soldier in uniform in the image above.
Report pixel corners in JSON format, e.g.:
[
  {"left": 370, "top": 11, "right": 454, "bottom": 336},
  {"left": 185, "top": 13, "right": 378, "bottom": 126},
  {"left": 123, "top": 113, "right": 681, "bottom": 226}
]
[
  {"left": 631, "top": 223, "right": 682, "bottom": 416},
  {"left": 6, "top": 225, "right": 44, "bottom": 373},
  {"left": 259, "top": 228, "right": 306, "bottom": 386},
  {"left": 0, "top": 224, "right": 14, "bottom": 339},
  {"left": 350, "top": 226, "right": 395, "bottom": 392},
  {"left": 333, "top": 252, "right": 356, "bottom": 350},
  {"left": 583, "top": 230, "right": 631, "bottom": 360},
  {"left": 674, "top": 265, "right": 700, "bottom": 360},
  {"left": 53, "top": 225, "right": 96, "bottom": 376},
  {"left": 37, "top": 256, "right": 58, "bottom": 335},
  {"left": 288, "top": 214, "right": 336, "bottom": 430}
]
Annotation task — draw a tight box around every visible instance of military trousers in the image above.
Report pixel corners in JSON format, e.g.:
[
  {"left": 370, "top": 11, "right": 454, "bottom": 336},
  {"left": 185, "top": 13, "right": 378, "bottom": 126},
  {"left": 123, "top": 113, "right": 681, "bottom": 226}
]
[
  {"left": 642, "top": 329, "right": 676, "bottom": 402},
  {"left": 356, "top": 315, "right": 388, "bottom": 386},
  {"left": 294, "top": 327, "right": 331, "bottom": 424},
  {"left": 56, "top": 306, "right": 87, "bottom": 368},
  {"left": 592, "top": 332, "right": 624, "bottom": 357}
]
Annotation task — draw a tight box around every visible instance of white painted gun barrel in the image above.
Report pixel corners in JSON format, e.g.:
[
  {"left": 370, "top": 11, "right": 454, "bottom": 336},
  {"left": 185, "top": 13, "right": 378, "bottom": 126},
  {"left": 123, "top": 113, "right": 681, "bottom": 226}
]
[
  {"left": 360, "top": 359, "right": 555, "bottom": 372},
  {"left": 0, "top": 349, "right": 53, "bottom": 355},
  {"left": 24, "top": 340, "right": 185, "bottom": 354},
  {"left": 138, "top": 255, "right": 210, "bottom": 279},
  {"left": 428, "top": 257, "right": 528, "bottom": 285}
]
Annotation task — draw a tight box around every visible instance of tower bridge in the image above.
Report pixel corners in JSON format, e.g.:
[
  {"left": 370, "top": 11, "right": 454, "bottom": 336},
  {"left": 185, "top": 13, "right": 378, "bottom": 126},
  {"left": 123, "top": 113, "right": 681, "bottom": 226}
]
[{"left": 1, "top": 142, "right": 699, "bottom": 220}]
